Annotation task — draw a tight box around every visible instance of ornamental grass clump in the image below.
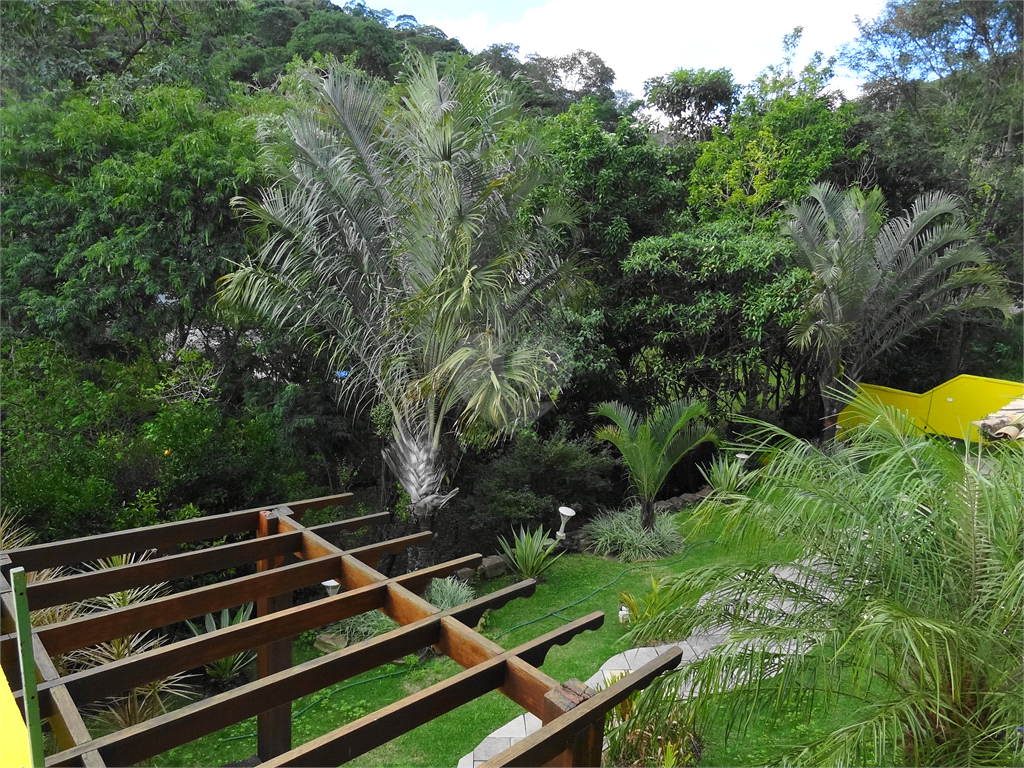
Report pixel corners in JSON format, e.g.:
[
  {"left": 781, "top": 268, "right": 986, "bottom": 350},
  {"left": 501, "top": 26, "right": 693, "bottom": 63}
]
[
  {"left": 425, "top": 577, "right": 474, "bottom": 610},
  {"left": 584, "top": 507, "right": 683, "bottom": 562},
  {"left": 603, "top": 671, "right": 701, "bottom": 767},
  {"left": 497, "top": 525, "right": 563, "bottom": 580}
]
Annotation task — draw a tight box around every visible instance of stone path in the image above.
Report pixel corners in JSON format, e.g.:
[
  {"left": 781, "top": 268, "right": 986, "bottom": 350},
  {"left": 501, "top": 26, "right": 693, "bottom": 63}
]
[{"left": 456, "top": 631, "right": 725, "bottom": 768}]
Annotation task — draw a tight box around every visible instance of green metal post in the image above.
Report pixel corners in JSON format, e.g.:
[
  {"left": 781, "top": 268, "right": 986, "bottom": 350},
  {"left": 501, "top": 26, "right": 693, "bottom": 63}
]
[{"left": 12, "top": 566, "right": 45, "bottom": 768}]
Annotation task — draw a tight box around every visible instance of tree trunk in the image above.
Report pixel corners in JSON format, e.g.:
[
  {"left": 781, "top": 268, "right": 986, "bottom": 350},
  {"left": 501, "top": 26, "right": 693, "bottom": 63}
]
[{"left": 640, "top": 498, "right": 656, "bottom": 532}]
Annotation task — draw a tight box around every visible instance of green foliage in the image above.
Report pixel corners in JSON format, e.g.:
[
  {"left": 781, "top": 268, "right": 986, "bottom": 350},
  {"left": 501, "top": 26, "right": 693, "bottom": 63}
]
[
  {"left": 0, "top": 83, "right": 268, "bottom": 357},
  {"left": 621, "top": 218, "right": 808, "bottom": 414},
  {"left": 644, "top": 67, "right": 738, "bottom": 141},
  {"left": 497, "top": 526, "right": 563, "bottom": 580},
  {"left": 456, "top": 427, "right": 617, "bottom": 543},
  {"left": 602, "top": 671, "right": 701, "bottom": 767},
  {"left": 688, "top": 30, "right": 860, "bottom": 219},
  {"left": 627, "top": 402, "right": 1024, "bottom": 766},
  {"left": 584, "top": 507, "right": 683, "bottom": 562},
  {"left": 329, "top": 610, "right": 398, "bottom": 645},
  {"left": 785, "top": 181, "right": 1011, "bottom": 432},
  {"left": 594, "top": 399, "right": 716, "bottom": 529},
  {"left": 425, "top": 577, "right": 474, "bottom": 611},
  {"left": 185, "top": 604, "right": 257, "bottom": 683}
]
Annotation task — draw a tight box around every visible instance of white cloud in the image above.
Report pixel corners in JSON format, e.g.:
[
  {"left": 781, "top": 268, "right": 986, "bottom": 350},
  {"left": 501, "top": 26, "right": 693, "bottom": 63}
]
[{"left": 425, "top": 0, "right": 887, "bottom": 99}]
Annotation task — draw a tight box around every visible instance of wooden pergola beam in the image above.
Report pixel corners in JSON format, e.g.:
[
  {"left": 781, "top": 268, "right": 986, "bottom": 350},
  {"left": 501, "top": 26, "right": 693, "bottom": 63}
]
[
  {"left": 477, "top": 648, "right": 684, "bottom": 768},
  {"left": 1, "top": 494, "right": 353, "bottom": 576},
  {"left": 23, "top": 556, "right": 343, "bottom": 657},
  {"left": 23, "top": 555, "right": 484, "bottom": 719},
  {"left": 24, "top": 532, "right": 305, "bottom": 610},
  {"left": 260, "top": 612, "right": 606, "bottom": 768},
  {"left": 45, "top": 581, "right": 539, "bottom": 768}
]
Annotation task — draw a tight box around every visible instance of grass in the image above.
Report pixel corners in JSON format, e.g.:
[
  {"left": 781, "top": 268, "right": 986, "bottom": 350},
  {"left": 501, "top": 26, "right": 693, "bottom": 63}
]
[{"left": 148, "top": 513, "right": 848, "bottom": 767}]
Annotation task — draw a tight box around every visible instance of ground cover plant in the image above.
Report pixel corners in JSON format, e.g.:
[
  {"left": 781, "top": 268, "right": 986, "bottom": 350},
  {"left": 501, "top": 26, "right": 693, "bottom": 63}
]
[{"left": 584, "top": 506, "right": 684, "bottom": 562}]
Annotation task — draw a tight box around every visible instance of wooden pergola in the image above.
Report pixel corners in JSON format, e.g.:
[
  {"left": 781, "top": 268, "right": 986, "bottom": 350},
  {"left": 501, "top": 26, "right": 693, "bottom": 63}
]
[{"left": 0, "top": 494, "right": 681, "bottom": 767}]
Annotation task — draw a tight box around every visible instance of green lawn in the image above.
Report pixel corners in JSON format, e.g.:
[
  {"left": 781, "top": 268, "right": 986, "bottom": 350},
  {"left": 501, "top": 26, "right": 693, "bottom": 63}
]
[{"left": 150, "top": 515, "right": 852, "bottom": 767}]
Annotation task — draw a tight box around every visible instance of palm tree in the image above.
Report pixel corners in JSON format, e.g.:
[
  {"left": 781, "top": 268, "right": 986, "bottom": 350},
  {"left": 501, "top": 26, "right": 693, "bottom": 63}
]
[
  {"left": 219, "top": 53, "right": 579, "bottom": 555},
  {"left": 594, "top": 399, "right": 716, "bottom": 531},
  {"left": 784, "top": 182, "right": 1009, "bottom": 438},
  {"left": 626, "top": 400, "right": 1024, "bottom": 766}
]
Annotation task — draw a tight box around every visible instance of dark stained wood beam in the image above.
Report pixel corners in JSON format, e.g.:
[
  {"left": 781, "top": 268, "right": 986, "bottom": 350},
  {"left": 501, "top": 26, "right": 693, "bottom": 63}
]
[
  {"left": 45, "top": 581, "right": 539, "bottom": 767},
  {"left": 478, "top": 648, "right": 684, "bottom": 768},
  {"left": 23, "top": 555, "right": 484, "bottom": 719},
  {"left": 2, "top": 494, "right": 352, "bottom": 576},
  {"left": 28, "top": 556, "right": 342, "bottom": 657},
  {"left": 24, "top": 532, "right": 304, "bottom": 610},
  {"left": 259, "top": 612, "right": 607, "bottom": 768}
]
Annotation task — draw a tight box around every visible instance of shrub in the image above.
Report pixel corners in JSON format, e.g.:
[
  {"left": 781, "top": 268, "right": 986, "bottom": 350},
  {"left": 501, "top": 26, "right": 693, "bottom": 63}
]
[
  {"left": 603, "top": 671, "right": 701, "bottom": 767},
  {"left": 185, "top": 604, "right": 257, "bottom": 683},
  {"left": 497, "top": 526, "right": 563, "bottom": 580},
  {"left": 330, "top": 609, "right": 398, "bottom": 645},
  {"left": 584, "top": 507, "right": 683, "bottom": 562},
  {"left": 425, "top": 577, "right": 474, "bottom": 611}
]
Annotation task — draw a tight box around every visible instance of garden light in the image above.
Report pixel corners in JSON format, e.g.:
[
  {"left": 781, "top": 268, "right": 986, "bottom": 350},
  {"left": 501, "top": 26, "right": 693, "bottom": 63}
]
[
  {"left": 321, "top": 579, "right": 341, "bottom": 597},
  {"left": 556, "top": 506, "right": 575, "bottom": 541}
]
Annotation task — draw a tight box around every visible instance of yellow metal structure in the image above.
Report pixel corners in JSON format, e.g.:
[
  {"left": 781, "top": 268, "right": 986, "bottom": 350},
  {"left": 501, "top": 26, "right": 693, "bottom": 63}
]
[
  {"left": 1, "top": 664, "right": 31, "bottom": 768},
  {"left": 838, "top": 374, "right": 1024, "bottom": 441}
]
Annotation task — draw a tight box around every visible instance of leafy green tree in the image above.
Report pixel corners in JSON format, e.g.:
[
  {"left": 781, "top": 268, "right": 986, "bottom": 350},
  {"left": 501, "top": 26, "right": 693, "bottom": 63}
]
[
  {"left": 844, "top": 0, "right": 1022, "bottom": 382},
  {"left": 627, "top": 402, "right": 1023, "bottom": 767},
  {"left": 0, "top": 84, "right": 266, "bottom": 360},
  {"left": 785, "top": 181, "right": 1010, "bottom": 437},
  {"left": 594, "top": 399, "right": 716, "bottom": 530},
  {"left": 688, "top": 30, "right": 860, "bottom": 219},
  {"left": 644, "top": 67, "right": 738, "bottom": 141},
  {"left": 219, "top": 54, "right": 579, "bottom": 555}
]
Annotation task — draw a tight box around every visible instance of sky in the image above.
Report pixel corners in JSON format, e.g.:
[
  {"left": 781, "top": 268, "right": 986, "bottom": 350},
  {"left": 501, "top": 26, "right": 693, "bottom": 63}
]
[{"left": 375, "top": 0, "right": 889, "bottom": 99}]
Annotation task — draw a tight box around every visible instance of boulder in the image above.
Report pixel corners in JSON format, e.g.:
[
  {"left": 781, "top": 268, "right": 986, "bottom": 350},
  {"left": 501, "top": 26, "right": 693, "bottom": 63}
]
[
  {"left": 479, "top": 555, "right": 507, "bottom": 579},
  {"left": 454, "top": 567, "right": 476, "bottom": 584},
  {"left": 695, "top": 486, "right": 713, "bottom": 499},
  {"left": 313, "top": 632, "right": 348, "bottom": 654}
]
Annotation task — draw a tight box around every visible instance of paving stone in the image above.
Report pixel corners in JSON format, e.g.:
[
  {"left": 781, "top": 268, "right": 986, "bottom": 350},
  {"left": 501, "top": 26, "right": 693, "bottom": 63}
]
[
  {"left": 457, "top": 753, "right": 474, "bottom": 768},
  {"left": 524, "top": 712, "right": 542, "bottom": 734},
  {"left": 491, "top": 716, "right": 527, "bottom": 738},
  {"left": 599, "top": 653, "right": 629, "bottom": 672},
  {"left": 623, "top": 646, "right": 660, "bottom": 669},
  {"left": 474, "top": 737, "right": 511, "bottom": 761}
]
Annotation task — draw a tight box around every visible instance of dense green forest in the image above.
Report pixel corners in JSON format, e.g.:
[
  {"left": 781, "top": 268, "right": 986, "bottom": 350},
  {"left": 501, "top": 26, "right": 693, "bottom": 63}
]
[{"left": 1, "top": 0, "right": 1020, "bottom": 557}]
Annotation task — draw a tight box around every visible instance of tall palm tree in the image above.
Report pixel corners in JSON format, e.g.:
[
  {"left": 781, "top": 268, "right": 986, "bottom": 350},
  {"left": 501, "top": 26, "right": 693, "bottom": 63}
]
[
  {"left": 627, "top": 400, "right": 1024, "bottom": 767},
  {"left": 594, "top": 399, "right": 716, "bottom": 531},
  {"left": 784, "top": 182, "right": 1009, "bottom": 438},
  {"left": 219, "top": 53, "right": 579, "bottom": 553}
]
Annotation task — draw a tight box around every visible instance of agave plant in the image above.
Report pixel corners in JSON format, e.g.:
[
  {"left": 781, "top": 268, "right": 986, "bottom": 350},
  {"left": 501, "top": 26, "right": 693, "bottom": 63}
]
[
  {"left": 185, "top": 603, "right": 257, "bottom": 683},
  {"left": 497, "top": 525, "right": 562, "bottom": 580}
]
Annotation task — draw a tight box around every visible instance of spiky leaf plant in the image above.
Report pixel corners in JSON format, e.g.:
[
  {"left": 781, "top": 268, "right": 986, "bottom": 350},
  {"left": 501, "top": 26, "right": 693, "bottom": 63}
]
[{"left": 626, "top": 399, "right": 1023, "bottom": 766}]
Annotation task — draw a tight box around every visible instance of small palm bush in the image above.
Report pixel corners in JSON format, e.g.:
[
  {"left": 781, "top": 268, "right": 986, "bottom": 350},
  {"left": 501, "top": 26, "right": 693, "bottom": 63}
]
[
  {"left": 425, "top": 577, "right": 474, "bottom": 610},
  {"left": 585, "top": 507, "right": 683, "bottom": 562},
  {"left": 497, "top": 526, "right": 563, "bottom": 580},
  {"left": 186, "top": 604, "right": 257, "bottom": 683},
  {"left": 603, "top": 671, "right": 701, "bottom": 767}
]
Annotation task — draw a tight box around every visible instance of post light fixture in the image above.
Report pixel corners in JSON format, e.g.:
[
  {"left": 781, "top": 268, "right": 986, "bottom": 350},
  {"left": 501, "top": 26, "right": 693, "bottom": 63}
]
[
  {"left": 736, "top": 453, "right": 750, "bottom": 461},
  {"left": 321, "top": 579, "right": 341, "bottom": 597},
  {"left": 556, "top": 506, "right": 576, "bottom": 541}
]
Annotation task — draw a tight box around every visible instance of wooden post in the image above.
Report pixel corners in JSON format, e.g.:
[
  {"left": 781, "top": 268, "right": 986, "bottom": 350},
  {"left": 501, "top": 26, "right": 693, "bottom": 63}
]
[
  {"left": 541, "top": 679, "right": 602, "bottom": 767},
  {"left": 11, "top": 567, "right": 45, "bottom": 768},
  {"left": 256, "top": 511, "right": 292, "bottom": 761}
]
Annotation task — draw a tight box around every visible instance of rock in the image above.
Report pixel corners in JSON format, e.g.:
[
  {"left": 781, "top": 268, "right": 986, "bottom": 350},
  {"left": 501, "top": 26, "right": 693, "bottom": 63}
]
[
  {"left": 695, "top": 486, "right": 713, "bottom": 499},
  {"left": 313, "top": 632, "right": 348, "bottom": 654},
  {"left": 479, "top": 555, "right": 507, "bottom": 579},
  {"left": 454, "top": 567, "right": 476, "bottom": 584},
  {"left": 678, "top": 492, "right": 699, "bottom": 506},
  {"left": 653, "top": 501, "right": 675, "bottom": 514}
]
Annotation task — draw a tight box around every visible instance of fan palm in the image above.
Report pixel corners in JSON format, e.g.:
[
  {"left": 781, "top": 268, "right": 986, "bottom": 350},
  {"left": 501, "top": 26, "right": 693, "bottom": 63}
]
[
  {"left": 627, "top": 399, "right": 1024, "bottom": 766},
  {"left": 784, "top": 182, "right": 1009, "bottom": 438},
  {"left": 594, "top": 399, "right": 716, "bottom": 531},
  {"left": 219, "top": 53, "right": 578, "bottom": 551}
]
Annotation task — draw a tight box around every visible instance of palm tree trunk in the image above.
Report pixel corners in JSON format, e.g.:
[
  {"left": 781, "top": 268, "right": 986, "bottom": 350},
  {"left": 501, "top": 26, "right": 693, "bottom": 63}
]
[
  {"left": 381, "top": 414, "right": 458, "bottom": 571},
  {"left": 640, "top": 498, "right": 656, "bottom": 532}
]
